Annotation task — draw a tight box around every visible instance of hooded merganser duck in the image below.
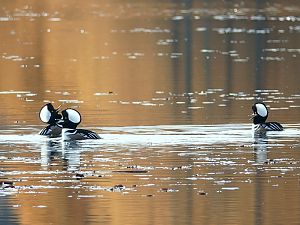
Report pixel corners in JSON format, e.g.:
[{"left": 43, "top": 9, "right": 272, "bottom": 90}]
[
  {"left": 39, "top": 103, "right": 62, "bottom": 138},
  {"left": 251, "top": 102, "right": 283, "bottom": 134},
  {"left": 57, "top": 108, "right": 100, "bottom": 141}
]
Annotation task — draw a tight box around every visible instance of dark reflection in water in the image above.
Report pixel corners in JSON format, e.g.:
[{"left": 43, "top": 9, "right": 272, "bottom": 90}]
[
  {"left": 253, "top": 136, "right": 268, "bottom": 225},
  {"left": 40, "top": 140, "right": 81, "bottom": 170},
  {"left": 253, "top": 136, "right": 268, "bottom": 164},
  {"left": 0, "top": 1, "right": 300, "bottom": 225},
  {"left": 0, "top": 197, "right": 19, "bottom": 225}
]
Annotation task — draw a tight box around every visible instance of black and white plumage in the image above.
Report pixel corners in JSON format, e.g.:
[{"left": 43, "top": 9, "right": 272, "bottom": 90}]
[
  {"left": 251, "top": 102, "right": 283, "bottom": 133},
  {"left": 38, "top": 103, "right": 62, "bottom": 138},
  {"left": 57, "top": 108, "right": 101, "bottom": 141},
  {"left": 62, "top": 128, "right": 101, "bottom": 141}
]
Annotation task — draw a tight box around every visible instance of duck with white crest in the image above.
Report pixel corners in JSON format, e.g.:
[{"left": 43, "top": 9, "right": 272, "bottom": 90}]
[
  {"left": 251, "top": 102, "right": 283, "bottom": 135},
  {"left": 39, "top": 103, "right": 62, "bottom": 138},
  {"left": 57, "top": 108, "right": 101, "bottom": 141}
]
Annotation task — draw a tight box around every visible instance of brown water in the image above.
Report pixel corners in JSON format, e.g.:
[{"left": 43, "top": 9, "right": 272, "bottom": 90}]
[{"left": 0, "top": 1, "right": 300, "bottom": 225}]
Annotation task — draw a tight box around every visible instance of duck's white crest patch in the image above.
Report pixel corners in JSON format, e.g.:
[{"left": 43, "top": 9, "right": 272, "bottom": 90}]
[
  {"left": 39, "top": 105, "right": 51, "bottom": 123},
  {"left": 256, "top": 103, "right": 268, "bottom": 117},
  {"left": 66, "top": 109, "right": 81, "bottom": 124}
]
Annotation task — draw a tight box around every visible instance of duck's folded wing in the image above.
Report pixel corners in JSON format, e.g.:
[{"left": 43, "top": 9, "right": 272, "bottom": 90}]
[
  {"left": 74, "top": 129, "right": 101, "bottom": 139},
  {"left": 264, "top": 122, "right": 283, "bottom": 131}
]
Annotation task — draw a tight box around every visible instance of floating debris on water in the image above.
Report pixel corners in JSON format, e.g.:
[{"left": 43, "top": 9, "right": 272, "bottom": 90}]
[
  {"left": 197, "top": 190, "right": 208, "bottom": 196},
  {"left": 109, "top": 184, "right": 126, "bottom": 192}
]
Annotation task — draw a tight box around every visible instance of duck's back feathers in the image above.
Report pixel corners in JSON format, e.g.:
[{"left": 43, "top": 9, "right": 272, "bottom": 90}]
[
  {"left": 62, "top": 128, "right": 101, "bottom": 141},
  {"left": 39, "top": 125, "right": 62, "bottom": 138},
  {"left": 263, "top": 122, "right": 284, "bottom": 131},
  {"left": 76, "top": 129, "right": 101, "bottom": 139}
]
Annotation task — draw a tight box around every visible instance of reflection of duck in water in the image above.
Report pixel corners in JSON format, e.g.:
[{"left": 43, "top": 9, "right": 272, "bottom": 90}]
[
  {"left": 40, "top": 140, "right": 81, "bottom": 170},
  {"left": 251, "top": 102, "right": 283, "bottom": 135},
  {"left": 57, "top": 109, "right": 101, "bottom": 141},
  {"left": 39, "top": 103, "right": 62, "bottom": 138},
  {"left": 40, "top": 140, "right": 64, "bottom": 167},
  {"left": 253, "top": 137, "right": 268, "bottom": 164}
]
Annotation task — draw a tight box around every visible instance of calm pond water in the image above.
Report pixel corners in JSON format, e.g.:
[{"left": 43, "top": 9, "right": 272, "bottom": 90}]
[{"left": 0, "top": 1, "right": 300, "bottom": 225}]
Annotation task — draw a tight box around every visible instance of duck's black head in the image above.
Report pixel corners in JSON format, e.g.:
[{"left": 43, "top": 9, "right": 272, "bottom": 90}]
[
  {"left": 39, "top": 103, "right": 62, "bottom": 125},
  {"left": 252, "top": 102, "right": 268, "bottom": 124},
  {"left": 57, "top": 108, "right": 81, "bottom": 129}
]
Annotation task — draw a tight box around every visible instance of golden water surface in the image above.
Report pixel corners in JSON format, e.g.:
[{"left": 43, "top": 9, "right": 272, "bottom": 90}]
[{"left": 0, "top": 1, "right": 300, "bottom": 225}]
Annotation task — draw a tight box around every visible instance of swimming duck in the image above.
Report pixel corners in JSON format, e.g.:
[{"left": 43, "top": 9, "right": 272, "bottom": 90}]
[
  {"left": 39, "top": 103, "right": 62, "bottom": 138},
  {"left": 57, "top": 108, "right": 100, "bottom": 141},
  {"left": 251, "top": 102, "right": 283, "bottom": 134}
]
